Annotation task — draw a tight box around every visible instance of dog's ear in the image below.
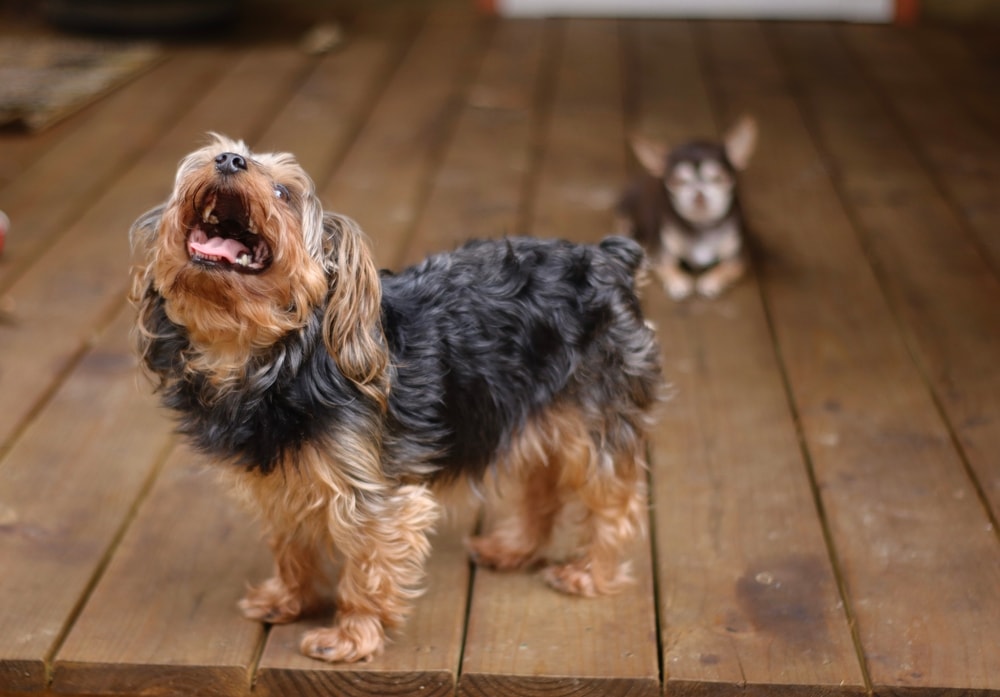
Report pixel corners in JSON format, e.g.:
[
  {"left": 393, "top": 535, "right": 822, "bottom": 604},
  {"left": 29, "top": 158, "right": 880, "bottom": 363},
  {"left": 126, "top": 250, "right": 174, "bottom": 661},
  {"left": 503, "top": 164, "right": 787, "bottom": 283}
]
[
  {"left": 127, "top": 204, "right": 169, "bottom": 381},
  {"left": 320, "top": 212, "right": 390, "bottom": 411},
  {"left": 724, "top": 115, "right": 757, "bottom": 171},
  {"left": 630, "top": 135, "right": 669, "bottom": 179},
  {"left": 128, "top": 204, "right": 164, "bottom": 304}
]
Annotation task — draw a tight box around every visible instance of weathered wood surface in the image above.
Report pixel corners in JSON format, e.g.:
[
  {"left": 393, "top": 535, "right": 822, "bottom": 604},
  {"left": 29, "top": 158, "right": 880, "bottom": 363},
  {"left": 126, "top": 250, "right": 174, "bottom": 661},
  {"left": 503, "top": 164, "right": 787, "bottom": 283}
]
[
  {"left": 632, "top": 20, "right": 865, "bottom": 696},
  {"left": 1, "top": 3, "right": 999, "bottom": 696}
]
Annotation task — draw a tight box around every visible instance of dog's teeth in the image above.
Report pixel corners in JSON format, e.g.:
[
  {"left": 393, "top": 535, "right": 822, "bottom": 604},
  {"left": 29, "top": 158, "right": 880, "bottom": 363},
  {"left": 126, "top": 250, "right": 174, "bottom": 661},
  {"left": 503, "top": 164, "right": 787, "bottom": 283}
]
[{"left": 237, "top": 253, "right": 251, "bottom": 266}]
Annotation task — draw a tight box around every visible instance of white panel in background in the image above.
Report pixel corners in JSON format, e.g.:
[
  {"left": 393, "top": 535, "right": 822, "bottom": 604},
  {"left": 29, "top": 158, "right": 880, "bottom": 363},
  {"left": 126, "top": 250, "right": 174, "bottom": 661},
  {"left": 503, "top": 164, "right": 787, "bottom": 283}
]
[{"left": 494, "top": 0, "right": 894, "bottom": 21}]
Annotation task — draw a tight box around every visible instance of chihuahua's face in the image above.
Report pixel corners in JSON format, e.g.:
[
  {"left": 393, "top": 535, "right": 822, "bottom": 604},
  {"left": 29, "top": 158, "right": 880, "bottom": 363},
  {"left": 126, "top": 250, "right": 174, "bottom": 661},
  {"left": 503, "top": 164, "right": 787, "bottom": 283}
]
[
  {"left": 630, "top": 115, "right": 758, "bottom": 228},
  {"left": 664, "top": 142, "right": 736, "bottom": 226}
]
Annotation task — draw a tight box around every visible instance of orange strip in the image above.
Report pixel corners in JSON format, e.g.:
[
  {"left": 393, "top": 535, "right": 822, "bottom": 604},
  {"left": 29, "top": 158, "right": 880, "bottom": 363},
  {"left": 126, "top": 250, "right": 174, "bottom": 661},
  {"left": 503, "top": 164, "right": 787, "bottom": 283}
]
[
  {"left": 895, "top": 0, "right": 919, "bottom": 24},
  {"left": 475, "top": 0, "right": 499, "bottom": 14}
]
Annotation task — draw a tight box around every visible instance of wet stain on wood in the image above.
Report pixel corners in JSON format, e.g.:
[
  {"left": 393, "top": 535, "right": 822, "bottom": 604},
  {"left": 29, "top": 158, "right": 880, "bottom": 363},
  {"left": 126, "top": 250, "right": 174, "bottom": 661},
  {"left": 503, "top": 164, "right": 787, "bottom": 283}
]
[{"left": 735, "top": 554, "right": 835, "bottom": 646}]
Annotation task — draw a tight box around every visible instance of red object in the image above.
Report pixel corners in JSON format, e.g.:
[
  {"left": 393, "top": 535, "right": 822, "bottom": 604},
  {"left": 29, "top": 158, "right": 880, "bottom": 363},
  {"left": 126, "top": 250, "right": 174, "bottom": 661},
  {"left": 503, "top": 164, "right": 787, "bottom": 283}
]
[
  {"left": 895, "top": 0, "right": 919, "bottom": 23},
  {"left": 0, "top": 211, "right": 8, "bottom": 257}
]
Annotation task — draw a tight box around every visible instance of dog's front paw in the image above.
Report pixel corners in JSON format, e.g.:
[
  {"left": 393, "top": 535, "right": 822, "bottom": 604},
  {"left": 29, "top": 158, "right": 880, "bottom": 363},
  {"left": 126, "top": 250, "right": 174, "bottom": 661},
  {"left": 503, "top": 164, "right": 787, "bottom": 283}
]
[
  {"left": 665, "top": 273, "right": 694, "bottom": 300},
  {"left": 695, "top": 274, "right": 728, "bottom": 298},
  {"left": 542, "top": 559, "right": 633, "bottom": 597},
  {"left": 466, "top": 534, "right": 538, "bottom": 571},
  {"left": 300, "top": 614, "right": 385, "bottom": 663},
  {"left": 239, "top": 578, "right": 308, "bottom": 624}
]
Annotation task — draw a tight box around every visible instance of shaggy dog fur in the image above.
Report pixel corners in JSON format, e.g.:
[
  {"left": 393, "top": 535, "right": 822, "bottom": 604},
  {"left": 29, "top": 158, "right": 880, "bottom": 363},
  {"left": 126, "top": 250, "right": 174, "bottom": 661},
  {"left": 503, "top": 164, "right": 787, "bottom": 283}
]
[{"left": 129, "top": 134, "right": 662, "bottom": 663}]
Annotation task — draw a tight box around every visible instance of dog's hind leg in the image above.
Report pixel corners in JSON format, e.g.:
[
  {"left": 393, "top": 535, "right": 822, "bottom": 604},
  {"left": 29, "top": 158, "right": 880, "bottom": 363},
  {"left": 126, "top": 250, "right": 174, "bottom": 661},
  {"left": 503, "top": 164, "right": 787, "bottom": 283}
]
[
  {"left": 542, "top": 423, "right": 648, "bottom": 597},
  {"left": 466, "top": 460, "right": 561, "bottom": 571}
]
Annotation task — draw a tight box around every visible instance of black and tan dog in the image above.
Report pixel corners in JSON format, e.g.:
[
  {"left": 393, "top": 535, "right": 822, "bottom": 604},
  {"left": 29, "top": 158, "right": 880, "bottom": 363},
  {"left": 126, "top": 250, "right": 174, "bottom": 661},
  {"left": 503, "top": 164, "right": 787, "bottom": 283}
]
[{"left": 129, "top": 134, "right": 662, "bottom": 663}]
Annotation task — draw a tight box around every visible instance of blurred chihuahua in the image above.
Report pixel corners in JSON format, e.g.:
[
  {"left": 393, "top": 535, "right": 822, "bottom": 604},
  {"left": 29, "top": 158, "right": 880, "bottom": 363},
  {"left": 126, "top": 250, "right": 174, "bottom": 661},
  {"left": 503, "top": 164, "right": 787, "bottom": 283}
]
[{"left": 617, "top": 116, "right": 757, "bottom": 300}]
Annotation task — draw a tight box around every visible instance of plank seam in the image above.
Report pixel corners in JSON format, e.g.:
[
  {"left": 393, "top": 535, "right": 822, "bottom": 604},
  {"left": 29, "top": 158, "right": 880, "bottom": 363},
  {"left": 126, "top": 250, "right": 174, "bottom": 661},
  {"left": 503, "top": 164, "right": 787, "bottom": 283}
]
[
  {"left": 393, "top": 16, "right": 498, "bottom": 268},
  {"left": 41, "top": 46, "right": 320, "bottom": 690},
  {"left": 312, "top": 6, "right": 429, "bottom": 193},
  {"left": 515, "top": 18, "right": 563, "bottom": 239},
  {"left": 0, "top": 52, "right": 231, "bottom": 299},
  {"left": 819, "top": 24, "right": 1000, "bottom": 546},
  {"left": 619, "top": 18, "right": 665, "bottom": 689},
  {"left": 685, "top": 23, "right": 746, "bottom": 692},
  {"left": 43, "top": 302, "right": 177, "bottom": 686},
  {"left": 841, "top": 27, "right": 1000, "bottom": 283},
  {"left": 693, "top": 18, "right": 875, "bottom": 697}
]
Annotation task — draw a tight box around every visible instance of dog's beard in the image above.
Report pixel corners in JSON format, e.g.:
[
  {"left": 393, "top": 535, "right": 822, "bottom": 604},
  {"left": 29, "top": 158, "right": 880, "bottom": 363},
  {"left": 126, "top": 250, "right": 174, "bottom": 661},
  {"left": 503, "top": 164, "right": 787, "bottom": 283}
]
[{"left": 147, "top": 166, "right": 328, "bottom": 382}]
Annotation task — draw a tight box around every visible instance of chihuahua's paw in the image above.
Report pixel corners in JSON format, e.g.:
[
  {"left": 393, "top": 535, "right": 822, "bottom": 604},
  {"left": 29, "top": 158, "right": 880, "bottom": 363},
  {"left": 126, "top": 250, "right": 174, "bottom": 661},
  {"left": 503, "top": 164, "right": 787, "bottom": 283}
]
[{"left": 665, "top": 274, "right": 694, "bottom": 300}]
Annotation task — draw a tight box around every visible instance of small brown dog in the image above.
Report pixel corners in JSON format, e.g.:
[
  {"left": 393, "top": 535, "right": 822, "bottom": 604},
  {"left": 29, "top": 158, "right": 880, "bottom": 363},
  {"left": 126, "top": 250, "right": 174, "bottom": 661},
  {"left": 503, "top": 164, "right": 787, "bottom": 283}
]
[
  {"left": 129, "top": 134, "right": 662, "bottom": 663},
  {"left": 618, "top": 116, "right": 757, "bottom": 300}
]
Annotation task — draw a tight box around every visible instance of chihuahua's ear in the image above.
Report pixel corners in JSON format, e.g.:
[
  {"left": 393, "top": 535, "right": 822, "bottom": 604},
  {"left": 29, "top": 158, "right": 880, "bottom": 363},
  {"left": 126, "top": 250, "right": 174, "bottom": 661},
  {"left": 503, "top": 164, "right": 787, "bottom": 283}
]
[
  {"left": 724, "top": 115, "right": 758, "bottom": 171},
  {"left": 630, "top": 135, "right": 670, "bottom": 178}
]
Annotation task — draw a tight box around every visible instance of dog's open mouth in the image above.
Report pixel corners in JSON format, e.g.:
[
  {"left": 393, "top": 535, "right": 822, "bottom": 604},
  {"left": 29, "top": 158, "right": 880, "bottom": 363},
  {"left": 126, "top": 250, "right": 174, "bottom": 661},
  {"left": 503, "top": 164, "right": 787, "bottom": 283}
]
[{"left": 187, "top": 191, "right": 272, "bottom": 273}]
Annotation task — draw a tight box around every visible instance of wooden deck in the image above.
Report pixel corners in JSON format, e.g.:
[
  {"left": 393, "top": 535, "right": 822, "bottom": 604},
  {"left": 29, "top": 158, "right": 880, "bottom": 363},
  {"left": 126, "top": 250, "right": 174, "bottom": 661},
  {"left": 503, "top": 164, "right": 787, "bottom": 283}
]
[{"left": 2, "top": 2, "right": 1000, "bottom": 695}]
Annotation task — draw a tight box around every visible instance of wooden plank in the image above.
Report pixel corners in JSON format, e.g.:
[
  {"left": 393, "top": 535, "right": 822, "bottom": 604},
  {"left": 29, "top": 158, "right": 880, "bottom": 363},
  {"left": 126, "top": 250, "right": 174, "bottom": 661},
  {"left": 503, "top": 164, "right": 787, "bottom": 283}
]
[
  {"left": 0, "top": 46, "right": 314, "bottom": 453},
  {"left": 908, "top": 25, "right": 1000, "bottom": 134},
  {"left": 0, "top": 50, "right": 231, "bottom": 292},
  {"left": 703, "top": 19, "right": 1000, "bottom": 696},
  {"left": 255, "top": 510, "right": 475, "bottom": 697},
  {"left": 262, "top": 14, "right": 540, "bottom": 692},
  {"left": 628, "top": 20, "right": 865, "bottom": 696},
  {"left": 399, "top": 18, "right": 547, "bottom": 267},
  {"left": 0, "top": 45, "right": 312, "bottom": 694},
  {"left": 0, "top": 309, "right": 171, "bottom": 693},
  {"left": 53, "top": 16, "right": 423, "bottom": 694},
  {"left": 770, "top": 18, "right": 1000, "bottom": 566},
  {"left": 526, "top": 20, "right": 624, "bottom": 241},
  {"left": 840, "top": 24, "right": 1000, "bottom": 272},
  {"left": 52, "top": 445, "right": 271, "bottom": 697},
  {"left": 0, "top": 115, "right": 74, "bottom": 192},
  {"left": 458, "top": 19, "right": 660, "bottom": 697},
  {"left": 253, "top": 5, "right": 418, "bottom": 181},
  {"left": 260, "top": 16, "right": 544, "bottom": 696},
  {"left": 252, "top": 4, "right": 488, "bottom": 693},
  {"left": 318, "top": 0, "right": 492, "bottom": 270}
]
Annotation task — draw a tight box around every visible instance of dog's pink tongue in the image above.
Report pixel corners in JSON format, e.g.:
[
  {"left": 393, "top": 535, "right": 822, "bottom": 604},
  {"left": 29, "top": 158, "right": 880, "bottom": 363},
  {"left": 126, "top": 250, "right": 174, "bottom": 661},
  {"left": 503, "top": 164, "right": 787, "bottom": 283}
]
[{"left": 189, "top": 235, "right": 248, "bottom": 263}]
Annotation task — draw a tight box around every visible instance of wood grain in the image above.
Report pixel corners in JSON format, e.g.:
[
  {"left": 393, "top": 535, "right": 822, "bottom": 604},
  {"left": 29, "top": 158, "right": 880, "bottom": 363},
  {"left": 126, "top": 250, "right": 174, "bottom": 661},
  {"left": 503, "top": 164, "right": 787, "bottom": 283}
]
[
  {"left": 0, "top": 46, "right": 314, "bottom": 453},
  {"left": 2, "top": 8, "right": 1000, "bottom": 697},
  {"left": 255, "top": 510, "right": 475, "bottom": 697},
  {"left": 841, "top": 24, "right": 1000, "bottom": 272},
  {"left": 458, "top": 18, "right": 659, "bottom": 697},
  {"left": 704, "top": 19, "right": 1000, "bottom": 696},
  {"left": 1, "top": 44, "right": 312, "bottom": 694},
  {"left": 628, "top": 20, "right": 865, "bottom": 696},
  {"left": 319, "top": 0, "right": 491, "bottom": 270},
  {"left": 770, "top": 17, "right": 1000, "bottom": 567},
  {"left": 253, "top": 4, "right": 418, "bottom": 182},
  {"left": 253, "top": 4, "right": 484, "bottom": 692},
  {"left": 52, "top": 444, "right": 271, "bottom": 697},
  {"left": 0, "top": 50, "right": 230, "bottom": 293},
  {"left": 399, "top": 17, "right": 547, "bottom": 266},
  {"left": 0, "top": 309, "right": 170, "bottom": 693}
]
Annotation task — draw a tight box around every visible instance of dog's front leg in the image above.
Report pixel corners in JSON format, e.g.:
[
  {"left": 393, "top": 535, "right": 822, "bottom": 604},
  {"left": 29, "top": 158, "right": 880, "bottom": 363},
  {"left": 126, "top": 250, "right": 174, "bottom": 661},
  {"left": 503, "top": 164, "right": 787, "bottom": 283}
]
[
  {"left": 696, "top": 256, "right": 746, "bottom": 298},
  {"left": 300, "top": 483, "right": 438, "bottom": 663},
  {"left": 239, "top": 531, "right": 326, "bottom": 624},
  {"left": 655, "top": 254, "right": 695, "bottom": 300}
]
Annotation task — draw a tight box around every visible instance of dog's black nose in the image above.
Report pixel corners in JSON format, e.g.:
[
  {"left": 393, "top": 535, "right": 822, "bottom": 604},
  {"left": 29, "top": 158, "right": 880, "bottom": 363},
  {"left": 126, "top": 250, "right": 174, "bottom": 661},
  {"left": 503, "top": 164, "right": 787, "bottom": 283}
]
[{"left": 215, "top": 152, "right": 247, "bottom": 175}]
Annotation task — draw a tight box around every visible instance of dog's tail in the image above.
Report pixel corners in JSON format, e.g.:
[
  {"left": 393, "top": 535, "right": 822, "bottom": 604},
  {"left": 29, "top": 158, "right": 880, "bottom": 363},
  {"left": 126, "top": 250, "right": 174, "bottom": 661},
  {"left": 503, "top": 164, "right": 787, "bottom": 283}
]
[{"left": 598, "top": 235, "right": 646, "bottom": 283}]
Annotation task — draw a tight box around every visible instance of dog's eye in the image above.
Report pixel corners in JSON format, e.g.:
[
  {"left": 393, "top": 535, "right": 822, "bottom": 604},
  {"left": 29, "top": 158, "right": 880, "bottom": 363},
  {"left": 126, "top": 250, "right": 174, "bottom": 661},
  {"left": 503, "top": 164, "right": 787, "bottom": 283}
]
[{"left": 274, "top": 184, "right": 290, "bottom": 202}]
